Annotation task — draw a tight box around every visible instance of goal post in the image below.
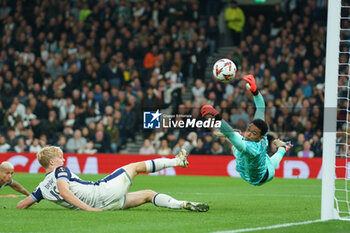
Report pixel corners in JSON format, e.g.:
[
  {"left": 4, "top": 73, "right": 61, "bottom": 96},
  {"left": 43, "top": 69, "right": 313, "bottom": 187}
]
[{"left": 321, "top": 0, "right": 349, "bottom": 221}]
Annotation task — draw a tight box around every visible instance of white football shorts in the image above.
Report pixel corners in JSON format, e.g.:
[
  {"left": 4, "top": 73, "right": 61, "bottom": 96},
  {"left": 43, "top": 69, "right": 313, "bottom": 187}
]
[{"left": 94, "top": 168, "right": 132, "bottom": 210}]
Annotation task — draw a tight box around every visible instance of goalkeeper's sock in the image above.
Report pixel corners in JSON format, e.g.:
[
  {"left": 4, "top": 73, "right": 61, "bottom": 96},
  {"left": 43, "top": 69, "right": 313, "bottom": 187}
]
[
  {"left": 270, "top": 148, "right": 286, "bottom": 169},
  {"left": 152, "top": 193, "right": 182, "bottom": 209},
  {"left": 145, "top": 158, "right": 179, "bottom": 173}
]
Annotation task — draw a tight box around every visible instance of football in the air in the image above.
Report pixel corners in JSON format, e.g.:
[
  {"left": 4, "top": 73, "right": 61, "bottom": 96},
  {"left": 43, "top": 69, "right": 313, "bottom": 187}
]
[{"left": 212, "top": 58, "right": 237, "bottom": 82}]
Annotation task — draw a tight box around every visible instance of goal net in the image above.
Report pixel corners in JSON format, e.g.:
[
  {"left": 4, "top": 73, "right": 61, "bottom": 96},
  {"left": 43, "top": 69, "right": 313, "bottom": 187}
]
[{"left": 322, "top": 0, "right": 350, "bottom": 221}]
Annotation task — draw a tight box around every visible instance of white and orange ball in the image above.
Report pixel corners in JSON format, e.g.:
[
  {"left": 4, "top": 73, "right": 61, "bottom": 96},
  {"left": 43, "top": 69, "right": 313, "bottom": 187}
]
[{"left": 212, "top": 58, "right": 237, "bottom": 82}]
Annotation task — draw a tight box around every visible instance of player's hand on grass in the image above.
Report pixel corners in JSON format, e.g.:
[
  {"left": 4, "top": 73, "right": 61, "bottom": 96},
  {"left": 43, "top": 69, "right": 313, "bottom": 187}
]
[
  {"left": 2, "top": 194, "right": 18, "bottom": 198},
  {"left": 87, "top": 207, "right": 103, "bottom": 211},
  {"left": 243, "top": 74, "right": 258, "bottom": 93}
]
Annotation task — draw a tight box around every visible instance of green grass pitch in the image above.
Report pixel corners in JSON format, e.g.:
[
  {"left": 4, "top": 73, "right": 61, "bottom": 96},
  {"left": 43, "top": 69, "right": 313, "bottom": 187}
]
[{"left": 0, "top": 173, "right": 349, "bottom": 233}]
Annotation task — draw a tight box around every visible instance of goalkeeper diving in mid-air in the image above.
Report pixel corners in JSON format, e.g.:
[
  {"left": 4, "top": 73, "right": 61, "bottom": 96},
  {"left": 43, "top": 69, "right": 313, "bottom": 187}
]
[{"left": 201, "top": 74, "right": 292, "bottom": 186}]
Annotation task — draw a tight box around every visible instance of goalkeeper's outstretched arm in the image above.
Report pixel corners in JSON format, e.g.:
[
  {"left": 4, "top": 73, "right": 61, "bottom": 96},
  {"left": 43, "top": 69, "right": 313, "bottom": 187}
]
[
  {"left": 220, "top": 119, "right": 248, "bottom": 153},
  {"left": 200, "top": 74, "right": 264, "bottom": 155},
  {"left": 253, "top": 93, "right": 265, "bottom": 121},
  {"left": 243, "top": 74, "right": 265, "bottom": 121},
  {"left": 200, "top": 105, "right": 249, "bottom": 153}
]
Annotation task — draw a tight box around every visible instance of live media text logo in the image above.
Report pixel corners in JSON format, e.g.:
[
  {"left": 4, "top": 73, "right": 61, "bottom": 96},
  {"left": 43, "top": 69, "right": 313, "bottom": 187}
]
[{"left": 143, "top": 110, "right": 221, "bottom": 129}]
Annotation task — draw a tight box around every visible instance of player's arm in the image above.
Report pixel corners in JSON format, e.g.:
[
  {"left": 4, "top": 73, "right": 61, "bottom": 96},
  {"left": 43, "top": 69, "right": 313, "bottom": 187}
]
[
  {"left": 201, "top": 106, "right": 249, "bottom": 153},
  {"left": 17, "top": 196, "right": 36, "bottom": 209},
  {"left": 0, "top": 194, "right": 18, "bottom": 198},
  {"left": 10, "top": 180, "right": 30, "bottom": 196},
  {"left": 220, "top": 120, "right": 248, "bottom": 153},
  {"left": 253, "top": 93, "right": 265, "bottom": 120},
  {"left": 0, "top": 180, "right": 19, "bottom": 197},
  {"left": 17, "top": 185, "right": 43, "bottom": 209},
  {"left": 55, "top": 166, "right": 102, "bottom": 211},
  {"left": 243, "top": 74, "right": 265, "bottom": 120},
  {"left": 56, "top": 180, "right": 102, "bottom": 211}
]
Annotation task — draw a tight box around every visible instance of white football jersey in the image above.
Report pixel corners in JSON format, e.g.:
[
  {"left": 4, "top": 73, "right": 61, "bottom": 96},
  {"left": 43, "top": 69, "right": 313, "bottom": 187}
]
[{"left": 30, "top": 166, "right": 131, "bottom": 210}]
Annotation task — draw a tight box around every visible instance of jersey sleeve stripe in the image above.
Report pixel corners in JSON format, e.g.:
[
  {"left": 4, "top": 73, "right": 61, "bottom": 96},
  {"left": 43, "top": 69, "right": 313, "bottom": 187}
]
[
  {"left": 30, "top": 187, "right": 43, "bottom": 202},
  {"left": 30, "top": 194, "right": 38, "bottom": 202}
]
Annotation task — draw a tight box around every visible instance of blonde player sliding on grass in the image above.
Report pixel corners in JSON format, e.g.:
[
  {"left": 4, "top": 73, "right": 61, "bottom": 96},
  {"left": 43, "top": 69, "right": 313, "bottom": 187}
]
[
  {"left": 201, "top": 74, "right": 292, "bottom": 186},
  {"left": 0, "top": 161, "right": 30, "bottom": 198},
  {"left": 17, "top": 146, "right": 209, "bottom": 212}
]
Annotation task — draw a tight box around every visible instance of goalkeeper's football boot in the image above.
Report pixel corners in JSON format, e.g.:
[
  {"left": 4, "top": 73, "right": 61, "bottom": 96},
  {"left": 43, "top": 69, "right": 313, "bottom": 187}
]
[
  {"left": 176, "top": 149, "right": 189, "bottom": 168},
  {"left": 273, "top": 139, "right": 293, "bottom": 152},
  {"left": 182, "top": 201, "right": 209, "bottom": 212}
]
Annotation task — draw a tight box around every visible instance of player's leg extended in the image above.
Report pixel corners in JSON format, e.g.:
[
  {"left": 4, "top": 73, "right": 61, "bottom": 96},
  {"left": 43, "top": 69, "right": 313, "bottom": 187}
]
[
  {"left": 123, "top": 190, "right": 209, "bottom": 212},
  {"left": 122, "top": 149, "right": 188, "bottom": 180}
]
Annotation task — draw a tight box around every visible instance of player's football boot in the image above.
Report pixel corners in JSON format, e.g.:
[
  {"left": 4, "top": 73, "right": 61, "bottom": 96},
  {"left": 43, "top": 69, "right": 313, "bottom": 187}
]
[
  {"left": 176, "top": 149, "right": 189, "bottom": 168},
  {"left": 273, "top": 139, "right": 293, "bottom": 152},
  {"left": 182, "top": 201, "right": 209, "bottom": 212}
]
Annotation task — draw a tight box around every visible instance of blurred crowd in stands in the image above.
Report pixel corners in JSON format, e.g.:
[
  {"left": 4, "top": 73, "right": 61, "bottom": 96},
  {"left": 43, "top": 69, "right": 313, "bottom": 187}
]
[
  {"left": 142, "top": 0, "right": 330, "bottom": 158},
  {"left": 0, "top": 0, "right": 337, "bottom": 158}
]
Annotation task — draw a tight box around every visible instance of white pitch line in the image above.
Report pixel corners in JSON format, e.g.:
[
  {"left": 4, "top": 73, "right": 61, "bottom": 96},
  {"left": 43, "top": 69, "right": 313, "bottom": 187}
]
[
  {"left": 169, "top": 192, "right": 320, "bottom": 198},
  {"left": 211, "top": 219, "right": 324, "bottom": 233}
]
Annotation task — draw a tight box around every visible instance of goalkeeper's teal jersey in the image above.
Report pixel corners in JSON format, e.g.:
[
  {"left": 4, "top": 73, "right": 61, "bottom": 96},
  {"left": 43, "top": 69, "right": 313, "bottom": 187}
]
[
  {"left": 234, "top": 135, "right": 268, "bottom": 185},
  {"left": 220, "top": 92, "right": 268, "bottom": 185}
]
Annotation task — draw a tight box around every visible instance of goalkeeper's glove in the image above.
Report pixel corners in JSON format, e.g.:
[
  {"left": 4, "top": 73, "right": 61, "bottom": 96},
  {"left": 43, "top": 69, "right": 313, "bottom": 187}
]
[
  {"left": 243, "top": 74, "right": 259, "bottom": 96},
  {"left": 200, "top": 105, "right": 221, "bottom": 120}
]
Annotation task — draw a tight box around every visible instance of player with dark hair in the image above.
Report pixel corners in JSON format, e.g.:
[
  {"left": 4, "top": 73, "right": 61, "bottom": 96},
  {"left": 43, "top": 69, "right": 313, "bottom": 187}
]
[{"left": 201, "top": 75, "right": 292, "bottom": 186}]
